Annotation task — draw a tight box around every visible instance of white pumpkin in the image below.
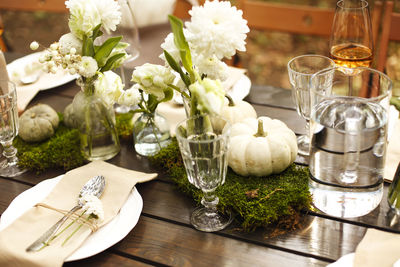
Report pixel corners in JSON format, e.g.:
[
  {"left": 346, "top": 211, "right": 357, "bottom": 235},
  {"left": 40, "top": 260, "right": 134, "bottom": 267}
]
[
  {"left": 220, "top": 96, "right": 257, "bottom": 124},
  {"left": 226, "top": 116, "right": 298, "bottom": 177}
]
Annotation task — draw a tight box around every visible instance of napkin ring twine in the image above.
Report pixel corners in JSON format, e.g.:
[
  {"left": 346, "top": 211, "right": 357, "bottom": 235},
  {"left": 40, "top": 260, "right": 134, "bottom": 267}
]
[{"left": 35, "top": 203, "right": 99, "bottom": 232}]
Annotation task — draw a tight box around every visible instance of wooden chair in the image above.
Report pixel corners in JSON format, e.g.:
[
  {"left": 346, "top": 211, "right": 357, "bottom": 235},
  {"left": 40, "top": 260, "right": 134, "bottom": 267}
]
[
  {"left": 0, "top": 0, "right": 67, "bottom": 51},
  {"left": 236, "top": 0, "right": 383, "bottom": 67}
]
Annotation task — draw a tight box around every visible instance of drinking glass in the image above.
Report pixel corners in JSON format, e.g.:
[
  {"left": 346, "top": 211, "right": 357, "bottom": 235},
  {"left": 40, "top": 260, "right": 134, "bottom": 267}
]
[
  {"left": 175, "top": 114, "right": 232, "bottom": 232},
  {"left": 0, "top": 81, "right": 26, "bottom": 177},
  {"left": 287, "top": 55, "right": 335, "bottom": 156},
  {"left": 329, "top": 0, "right": 373, "bottom": 69},
  {"left": 309, "top": 66, "right": 392, "bottom": 218}
]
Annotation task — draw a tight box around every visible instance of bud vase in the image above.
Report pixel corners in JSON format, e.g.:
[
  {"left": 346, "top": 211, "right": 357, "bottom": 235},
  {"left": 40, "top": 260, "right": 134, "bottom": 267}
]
[
  {"left": 72, "top": 90, "right": 120, "bottom": 161},
  {"left": 133, "top": 111, "right": 171, "bottom": 156}
]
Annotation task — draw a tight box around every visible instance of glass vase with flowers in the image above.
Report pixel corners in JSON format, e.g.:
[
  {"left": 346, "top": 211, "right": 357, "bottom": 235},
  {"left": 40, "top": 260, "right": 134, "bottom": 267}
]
[{"left": 30, "top": 0, "right": 136, "bottom": 161}]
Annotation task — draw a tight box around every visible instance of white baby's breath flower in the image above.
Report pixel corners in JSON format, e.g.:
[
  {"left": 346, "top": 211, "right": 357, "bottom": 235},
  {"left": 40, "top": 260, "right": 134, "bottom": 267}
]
[
  {"left": 189, "top": 78, "right": 225, "bottom": 115},
  {"left": 95, "top": 0, "right": 122, "bottom": 34},
  {"left": 30, "top": 41, "right": 39, "bottom": 51},
  {"left": 185, "top": 0, "right": 249, "bottom": 59},
  {"left": 94, "top": 71, "right": 124, "bottom": 106},
  {"left": 81, "top": 194, "right": 104, "bottom": 222},
  {"left": 66, "top": 0, "right": 101, "bottom": 39},
  {"left": 131, "top": 63, "right": 175, "bottom": 101},
  {"left": 118, "top": 84, "right": 141, "bottom": 106},
  {"left": 59, "top": 33, "right": 83, "bottom": 55},
  {"left": 193, "top": 54, "right": 228, "bottom": 81},
  {"left": 78, "top": 56, "right": 98, "bottom": 78}
]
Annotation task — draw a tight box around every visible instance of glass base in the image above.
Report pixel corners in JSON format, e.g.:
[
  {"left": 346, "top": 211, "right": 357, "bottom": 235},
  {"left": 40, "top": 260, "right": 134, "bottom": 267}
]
[
  {"left": 0, "top": 162, "right": 27, "bottom": 177},
  {"left": 297, "top": 134, "right": 310, "bottom": 156},
  {"left": 190, "top": 207, "right": 233, "bottom": 232},
  {"left": 83, "top": 145, "right": 120, "bottom": 161}
]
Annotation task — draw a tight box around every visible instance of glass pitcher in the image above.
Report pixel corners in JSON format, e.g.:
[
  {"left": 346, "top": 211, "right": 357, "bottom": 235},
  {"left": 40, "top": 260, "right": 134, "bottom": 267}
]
[{"left": 309, "top": 66, "right": 392, "bottom": 218}]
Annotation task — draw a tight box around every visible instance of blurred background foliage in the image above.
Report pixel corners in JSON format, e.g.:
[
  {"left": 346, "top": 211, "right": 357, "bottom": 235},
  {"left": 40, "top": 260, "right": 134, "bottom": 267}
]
[{"left": 1, "top": 0, "right": 399, "bottom": 95}]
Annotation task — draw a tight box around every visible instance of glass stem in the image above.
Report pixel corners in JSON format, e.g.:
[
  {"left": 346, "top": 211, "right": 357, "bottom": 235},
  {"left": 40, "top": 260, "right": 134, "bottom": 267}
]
[
  {"left": 304, "top": 119, "right": 310, "bottom": 143},
  {"left": 2, "top": 141, "right": 17, "bottom": 166},
  {"left": 201, "top": 190, "right": 219, "bottom": 212}
]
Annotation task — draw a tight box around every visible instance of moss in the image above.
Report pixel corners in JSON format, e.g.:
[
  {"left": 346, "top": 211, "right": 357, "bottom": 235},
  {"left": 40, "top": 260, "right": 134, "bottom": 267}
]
[
  {"left": 116, "top": 112, "right": 134, "bottom": 139},
  {"left": 14, "top": 122, "right": 84, "bottom": 174},
  {"left": 150, "top": 139, "right": 312, "bottom": 232}
]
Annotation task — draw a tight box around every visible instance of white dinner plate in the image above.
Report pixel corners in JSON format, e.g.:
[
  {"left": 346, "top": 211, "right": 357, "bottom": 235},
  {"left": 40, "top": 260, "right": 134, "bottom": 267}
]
[
  {"left": 7, "top": 52, "right": 78, "bottom": 90},
  {"left": 0, "top": 175, "right": 143, "bottom": 262}
]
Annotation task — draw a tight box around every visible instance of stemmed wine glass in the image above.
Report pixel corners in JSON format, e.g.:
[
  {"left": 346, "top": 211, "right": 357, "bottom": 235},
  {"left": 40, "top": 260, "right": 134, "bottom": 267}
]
[
  {"left": 329, "top": 0, "right": 373, "bottom": 69},
  {"left": 176, "top": 114, "right": 232, "bottom": 232},
  {"left": 287, "top": 55, "right": 335, "bottom": 156},
  {"left": 103, "top": 0, "right": 141, "bottom": 113},
  {"left": 0, "top": 80, "right": 26, "bottom": 177}
]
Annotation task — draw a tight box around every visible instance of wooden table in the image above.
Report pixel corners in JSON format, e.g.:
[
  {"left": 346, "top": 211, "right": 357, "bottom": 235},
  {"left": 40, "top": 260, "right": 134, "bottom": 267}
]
[{"left": 2, "top": 26, "right": 400, "bottom": 266}]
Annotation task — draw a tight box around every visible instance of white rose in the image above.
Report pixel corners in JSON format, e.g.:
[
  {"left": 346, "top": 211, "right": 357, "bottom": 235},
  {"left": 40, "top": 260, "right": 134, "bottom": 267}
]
[
  {"left": 189, "top": 78, "right": 225, "bottom": 115},
  {"left": 94, "top": 71, "right": 124, "bottom": 106},
  {"left": 118, "top": 84, "right": 141, "bottom": 106},
  {"left": 131, "top": 63, "right": 175, "bottom": 101}
]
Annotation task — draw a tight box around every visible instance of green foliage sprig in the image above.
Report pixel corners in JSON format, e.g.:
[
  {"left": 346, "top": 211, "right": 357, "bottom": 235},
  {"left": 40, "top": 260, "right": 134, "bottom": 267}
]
[{"left": 150, "top": 139, "right": 312, "bottom": 232}]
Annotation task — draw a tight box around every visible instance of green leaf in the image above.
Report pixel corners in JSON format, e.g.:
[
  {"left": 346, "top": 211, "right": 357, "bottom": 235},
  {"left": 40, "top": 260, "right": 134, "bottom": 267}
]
[
  {"left": 100, "top": 53, "right": 126, "bottom": 72},
  {"left": 163, "top": 50, "right": 190, "bottom": 87},
  {"left": 92, "top": 24, "right": 103, "bottom": 39},
  {"left": 94, "top": 36, "right": 122, "bottom": 66},
  {"left": 82, "top": 35, "right": 94, "bottom": 57},
  {"left": 168, "top": 15, "right": 193, "bottom": 75},
  {"left": 161, "top": 88, "right": 174, "bottom": 102}
]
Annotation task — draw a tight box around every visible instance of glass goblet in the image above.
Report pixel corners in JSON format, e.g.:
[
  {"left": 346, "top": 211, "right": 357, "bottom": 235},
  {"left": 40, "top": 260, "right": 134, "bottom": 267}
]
[
  {"left": 175, "top": 114, "right": 232, "bottom": 232},
  {"left": 0, "top": 80, "right": 26, "bottom": 177},
  {"left": 329, "top": 0, "right": 373, "bottom": 69},
  {"left": 287, "top": 54, "right": 335, "bottom": 156}
]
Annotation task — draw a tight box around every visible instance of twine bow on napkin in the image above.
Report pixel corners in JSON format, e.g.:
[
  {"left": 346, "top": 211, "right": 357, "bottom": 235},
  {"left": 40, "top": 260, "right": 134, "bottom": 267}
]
[{"left": 0, "top": 161, "right": 157, "bottom": 267}]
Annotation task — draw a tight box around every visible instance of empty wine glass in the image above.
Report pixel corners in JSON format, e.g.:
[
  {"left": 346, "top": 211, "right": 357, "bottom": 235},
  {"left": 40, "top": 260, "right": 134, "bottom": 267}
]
[
  {"left": 176, "top": 114, "right": 232, "bottom": 232},
  {"left": 287, "top": 55, "right": 335, "bottom": 156},
  {"left": 329, "top": 0, "right": 373, "bottom": 69},
  {"left": 0, "top": 80, "right": 26, "bottom": 177}
]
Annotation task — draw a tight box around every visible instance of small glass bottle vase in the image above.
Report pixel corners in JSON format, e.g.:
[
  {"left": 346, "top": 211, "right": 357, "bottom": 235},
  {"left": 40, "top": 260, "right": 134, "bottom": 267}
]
[
  {"left": 133, "top": 112, "right": 171, "bottom": 156},
  {"left": 72, "top": 90, "right": 120, "bottom": 161}
]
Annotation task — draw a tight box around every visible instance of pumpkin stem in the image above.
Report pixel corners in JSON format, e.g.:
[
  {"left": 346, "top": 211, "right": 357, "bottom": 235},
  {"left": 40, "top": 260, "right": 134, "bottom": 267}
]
[
  {"left": 254, "top": 119, "right": 267, "bottom": 137},
  {"left": 225, "top": 94, "right": 235, "bottom": 106}
]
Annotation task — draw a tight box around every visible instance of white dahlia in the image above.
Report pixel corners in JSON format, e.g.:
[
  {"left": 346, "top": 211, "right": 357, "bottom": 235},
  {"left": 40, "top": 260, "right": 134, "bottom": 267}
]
[
  {"left": 66, "top": 0, "right": 101, "bottom": 39},
  {"left": 193, "top": 54, "right": 228, "bottom": 81},
  {"left": 185, "top": 0, "right": 249, "bottom": 60}
]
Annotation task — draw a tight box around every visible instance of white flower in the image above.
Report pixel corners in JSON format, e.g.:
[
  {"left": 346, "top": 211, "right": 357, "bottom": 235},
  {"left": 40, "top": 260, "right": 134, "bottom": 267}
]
[
  {"left": 189, "top": 78, "right": 225, "bottom": 115},
  {"left": 95, "top": 0, "right": 122, "bottom": 34},
  {"left": 118, "top": 84, "right": 141, "bottom": 106},
  {"left": 78, "top": 56, "right": 98, "bottom": 77},
  {"left": 160, "top": 29, "right": 192, "bottom": 64},
  {"left": 94, "top": 71, "right": 124, "bottom": 106},
  {"left": 185, "top": 0, "right": 249, "bottom": 59},
  {"left": 193, "top": 54, "right": 228, "bottom": 81},
  {"left": 131, "top": 63, "right": 175, "bottom": 101},
  {"left": 66, "top": 0, "right": 101, "bottom": 40},
  {"left": 30, "top": 41, "right": 39, "bottom": 50},
  {"left": 80, "top": 194, "right": 104, "bottom": 222},
  {"left": 59, "top": 33, "right": 83, "bottom": 55}
]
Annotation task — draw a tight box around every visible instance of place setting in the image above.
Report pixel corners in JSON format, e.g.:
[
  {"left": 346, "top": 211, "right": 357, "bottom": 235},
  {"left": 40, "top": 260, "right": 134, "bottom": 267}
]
[{"left": 0, "top": 0, "right": 400, "bottom": 266}]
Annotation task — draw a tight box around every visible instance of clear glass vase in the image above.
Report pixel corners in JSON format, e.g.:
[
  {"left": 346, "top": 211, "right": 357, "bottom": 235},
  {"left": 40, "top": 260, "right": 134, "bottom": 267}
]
[
  {"left": 133, "top": 112, "right": 171, "bottom": 156},
  {"left": 72, "top": 89, "right": 120, "bottom": 161}
]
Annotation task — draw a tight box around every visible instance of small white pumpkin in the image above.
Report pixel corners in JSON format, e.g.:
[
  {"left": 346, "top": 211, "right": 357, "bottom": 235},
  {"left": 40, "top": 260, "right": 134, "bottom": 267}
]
[
  {"left": 226, "top": 116, "right": 298, "bottom": 177},
  {"left": 220, "top": 95, "right": 257, "bottom": 124}
]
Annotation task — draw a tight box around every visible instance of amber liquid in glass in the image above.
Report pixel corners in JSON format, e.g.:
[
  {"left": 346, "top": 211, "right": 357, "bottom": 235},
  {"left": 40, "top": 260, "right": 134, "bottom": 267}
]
[{"left": 329, "top": 43, "right": 373, "bottom": 68}]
